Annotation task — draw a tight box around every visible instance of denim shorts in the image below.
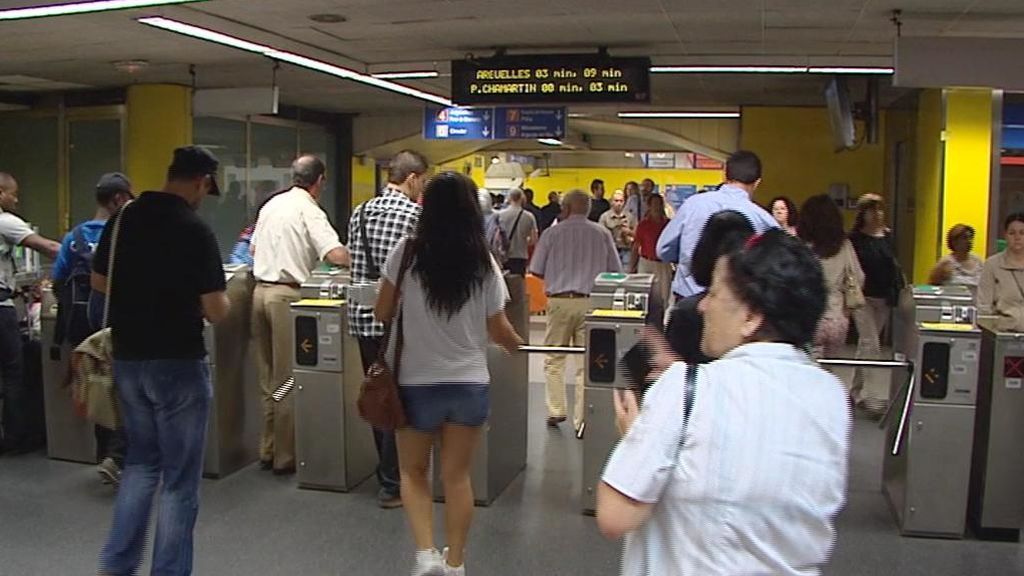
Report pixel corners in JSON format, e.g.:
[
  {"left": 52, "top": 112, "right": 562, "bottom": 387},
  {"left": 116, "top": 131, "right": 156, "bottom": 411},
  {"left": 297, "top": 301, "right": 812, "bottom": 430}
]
[{"left": 399, "top": 383, "right": 489, "bottom": 433}]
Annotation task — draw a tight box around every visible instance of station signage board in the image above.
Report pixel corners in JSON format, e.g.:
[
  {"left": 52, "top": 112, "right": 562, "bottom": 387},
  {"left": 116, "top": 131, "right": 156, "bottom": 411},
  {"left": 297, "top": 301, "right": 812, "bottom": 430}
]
[
  {"left": 424, "top": 106, "right": 566, "bottom": 140},
  {"left": 451, "top": 54, "right": 651, "bottom": 105}
]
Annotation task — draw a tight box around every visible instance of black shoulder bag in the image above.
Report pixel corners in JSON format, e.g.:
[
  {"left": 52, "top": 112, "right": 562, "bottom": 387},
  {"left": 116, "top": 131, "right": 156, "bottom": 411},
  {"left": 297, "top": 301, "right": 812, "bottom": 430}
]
[{"left": 359, "top": 205, "right": 380, "bottom": 281}]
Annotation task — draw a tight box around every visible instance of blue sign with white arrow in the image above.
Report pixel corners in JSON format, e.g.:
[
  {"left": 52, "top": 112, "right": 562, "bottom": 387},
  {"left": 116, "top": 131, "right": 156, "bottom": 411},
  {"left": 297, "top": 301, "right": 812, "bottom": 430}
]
[
  {"left": 423, "top": 107, "right": 493, "bottom": 140},
  {"left": 494, "top": 107, "right": 566, "bottom": 139}
]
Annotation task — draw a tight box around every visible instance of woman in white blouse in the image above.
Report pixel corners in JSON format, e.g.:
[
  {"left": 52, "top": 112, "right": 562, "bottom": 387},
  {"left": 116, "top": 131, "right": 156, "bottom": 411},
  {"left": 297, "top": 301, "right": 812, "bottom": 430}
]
[{"left": 597, "top": 229, "right": 851, "bottom": 576}]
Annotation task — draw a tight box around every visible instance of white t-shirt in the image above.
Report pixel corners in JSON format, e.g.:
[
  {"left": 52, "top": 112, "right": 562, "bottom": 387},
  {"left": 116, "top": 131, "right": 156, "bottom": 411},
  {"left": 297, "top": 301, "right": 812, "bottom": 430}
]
[
  {"left": 602, "top": 343, "right": 851, "bottom": 576},
  {"left": 383, "top": 238, "right": 508, "bottom": 385},
  {"left": 252, "top": 187, "right": 343, "bottom": 284},
  {"left": 0, "top": 211, "right": 35, "bottom": 306}
]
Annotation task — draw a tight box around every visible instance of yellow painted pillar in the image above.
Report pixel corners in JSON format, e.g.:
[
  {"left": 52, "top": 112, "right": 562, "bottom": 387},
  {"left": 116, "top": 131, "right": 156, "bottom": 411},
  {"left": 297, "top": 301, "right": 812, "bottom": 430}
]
[
  {"left": 351, "top": 155, "right": 376, "bottom": 208},
  {"left": 912, "top": 88, "right": 995, "bottom": 283},
  {"left": 125, "top": 84, "right": 192, "bottom": 192},
  {"left": 942, "top": 89, "right": 994, "bottom": 256}
]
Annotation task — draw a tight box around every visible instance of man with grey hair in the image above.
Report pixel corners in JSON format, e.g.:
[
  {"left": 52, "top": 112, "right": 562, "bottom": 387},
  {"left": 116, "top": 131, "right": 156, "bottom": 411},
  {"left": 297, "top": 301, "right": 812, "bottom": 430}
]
[
  {"left": 251, "top": 154, "right": 350, "bottom": 475},
  {"left": 496, "top": 188, "right": 538, "bottom": 275},
  {"left": 529, "top": 189, "right": 621, "bottom": 434}
]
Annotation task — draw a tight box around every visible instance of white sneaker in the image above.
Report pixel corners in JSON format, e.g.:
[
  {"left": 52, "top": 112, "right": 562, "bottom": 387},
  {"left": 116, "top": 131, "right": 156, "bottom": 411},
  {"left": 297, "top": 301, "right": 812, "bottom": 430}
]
[
  {"left": 441, "top": 547, "right": 466, "bottom": 576},
  {"left": 411, "top": 548, "right": 445, "bottom": 576}
]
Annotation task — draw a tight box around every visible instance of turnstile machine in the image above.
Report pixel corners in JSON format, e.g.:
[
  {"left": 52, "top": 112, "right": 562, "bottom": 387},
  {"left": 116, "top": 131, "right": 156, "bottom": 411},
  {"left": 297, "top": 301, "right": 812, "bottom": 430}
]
[
  {"left": 40, "top": 285, "right": 96, "bottom": 463},
  {"left": 969, "top": 319, "right": 1024, "bottom": 541},
  {"left": 581, "top": 273, "right": 655, "bottom": 514},
  {"left": 433, "top": 274, "right": 529, "bottom": 506},
  {"left": 202, "top": 265, "right": 260, "bottom": 478},
  {"left": 884, "top": 286, "right": 980, "bottom": 538},
  {"left": 290, "top": 291, "right": 376, "bottom": 492}
]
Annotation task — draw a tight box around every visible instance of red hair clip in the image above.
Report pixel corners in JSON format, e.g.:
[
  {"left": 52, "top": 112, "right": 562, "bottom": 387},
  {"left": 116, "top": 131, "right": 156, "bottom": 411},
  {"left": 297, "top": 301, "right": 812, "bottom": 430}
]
[{"left": 744, "top": 233, "right": 764, "bottom": 250}]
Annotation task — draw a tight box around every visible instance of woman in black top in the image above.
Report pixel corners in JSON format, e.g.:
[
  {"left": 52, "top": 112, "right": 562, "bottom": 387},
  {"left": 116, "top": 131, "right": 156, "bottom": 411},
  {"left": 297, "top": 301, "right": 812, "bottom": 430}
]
[
  {"left": 665, "top": 210, "right": 755, "bottom": 363},
  {"left": 848, "top": 193, "right": 901, "bottom": 415}
]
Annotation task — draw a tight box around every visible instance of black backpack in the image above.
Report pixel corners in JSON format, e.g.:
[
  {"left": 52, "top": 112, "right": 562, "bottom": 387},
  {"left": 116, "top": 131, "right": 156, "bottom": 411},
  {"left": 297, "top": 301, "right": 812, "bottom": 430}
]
[{"left": 54, "top": 225, "right": 100, "bottom": 346}]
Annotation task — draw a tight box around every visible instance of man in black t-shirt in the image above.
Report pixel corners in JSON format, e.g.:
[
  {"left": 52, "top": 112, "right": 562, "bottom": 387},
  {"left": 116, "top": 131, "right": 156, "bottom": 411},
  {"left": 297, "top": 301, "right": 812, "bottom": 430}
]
[
  {"left": 92, "top": 146, "right": 230, "bottom": 576},
  {"left": 587, "top": 178, "right": 610, "bottom": 222}
]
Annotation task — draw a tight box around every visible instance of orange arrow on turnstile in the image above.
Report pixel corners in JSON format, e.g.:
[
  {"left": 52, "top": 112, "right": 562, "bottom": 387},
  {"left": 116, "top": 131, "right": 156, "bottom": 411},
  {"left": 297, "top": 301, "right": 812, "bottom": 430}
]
[
  {"left": 301, "top": 339, "right": 313, "bottom": 354},
  {"left": 593, "top": 354, "right": 608, "bottom": 370}
]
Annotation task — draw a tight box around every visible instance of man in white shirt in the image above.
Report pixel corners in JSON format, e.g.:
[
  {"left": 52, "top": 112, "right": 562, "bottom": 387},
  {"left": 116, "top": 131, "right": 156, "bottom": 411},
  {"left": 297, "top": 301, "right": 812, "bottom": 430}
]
[
  {"left": 0, "top": 172, "right": 60, "bottom": 455},
  {"left": 250, "top": 155, "right": 350, "bottom": 474},
  {"left": 496, "top": 188, "right": 538, "bottom": 275}
]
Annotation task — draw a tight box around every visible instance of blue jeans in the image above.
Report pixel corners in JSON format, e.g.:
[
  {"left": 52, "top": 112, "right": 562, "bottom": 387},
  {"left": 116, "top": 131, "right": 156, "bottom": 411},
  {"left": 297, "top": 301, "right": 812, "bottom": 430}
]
[
  {"left": 398, "top": 384, "right": 490, "bottom": 433},
  {"left": 100, "top": 359, "right": 212, "bottom": 576}
]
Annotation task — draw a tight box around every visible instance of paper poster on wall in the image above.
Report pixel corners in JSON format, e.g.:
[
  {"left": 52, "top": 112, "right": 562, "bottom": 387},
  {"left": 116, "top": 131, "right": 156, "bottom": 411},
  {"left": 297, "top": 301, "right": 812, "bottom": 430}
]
[{"left": 664, "top": 184, "right": 698, "bottom": 211}]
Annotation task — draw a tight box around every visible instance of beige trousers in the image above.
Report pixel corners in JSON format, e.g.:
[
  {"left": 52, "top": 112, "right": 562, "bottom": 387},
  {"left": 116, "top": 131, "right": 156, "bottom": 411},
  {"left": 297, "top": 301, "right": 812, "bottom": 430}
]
[
  {"left": 251, "top": 283, "right": 301, "bottom": 470},
  {"left": 543, "top": 297, "right": 589, "bottom": 429},
  {"left": 852, "top": 296, "right": 892, "bottom": 412}
]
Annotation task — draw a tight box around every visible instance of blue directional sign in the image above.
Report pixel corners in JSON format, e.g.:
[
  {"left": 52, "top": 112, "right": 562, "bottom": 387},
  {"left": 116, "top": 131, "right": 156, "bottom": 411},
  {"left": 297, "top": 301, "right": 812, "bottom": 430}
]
[
  {"left": 423, "top": 106, "right": 493, "bottom": 140},
  {"left": 494, "top": 107, "right": 566, "bottom": 139}
]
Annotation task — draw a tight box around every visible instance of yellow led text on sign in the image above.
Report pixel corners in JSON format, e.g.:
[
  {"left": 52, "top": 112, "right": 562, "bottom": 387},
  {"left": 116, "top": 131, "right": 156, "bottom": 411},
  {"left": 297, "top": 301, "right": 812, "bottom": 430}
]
[{"left": 469, "top": 65, "right": 634, "bottom": 96}]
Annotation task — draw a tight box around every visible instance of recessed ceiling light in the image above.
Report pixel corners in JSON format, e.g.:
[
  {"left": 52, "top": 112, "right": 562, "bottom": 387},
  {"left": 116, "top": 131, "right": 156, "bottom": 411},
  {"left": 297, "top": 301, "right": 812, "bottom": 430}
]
[
  {"left": 618, "top": 111, "right": 741, "bottom": 119},
  {"left": 308, "top": 13, "right": 347, "bottom": 24},
  {"left": 537, "top": 138, "right": 563, "bottom": 146},
  {"left": 0, "top": 0, "right": 205, "bottom": 20},
  {"left": 112, "top": 59, "right": 150, "bottom": 74},
  {"left": 137, "top": 17, "right": 452, "bottom": 107},
  {"left": 371, "top": 71, "right": 439, "bottom": 80}
]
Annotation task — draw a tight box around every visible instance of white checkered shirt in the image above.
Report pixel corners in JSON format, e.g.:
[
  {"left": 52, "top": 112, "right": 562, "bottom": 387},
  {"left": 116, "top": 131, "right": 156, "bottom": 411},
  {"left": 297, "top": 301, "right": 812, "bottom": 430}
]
[{"left": 347, "top": 187, "right": 420, "bottom": 337}]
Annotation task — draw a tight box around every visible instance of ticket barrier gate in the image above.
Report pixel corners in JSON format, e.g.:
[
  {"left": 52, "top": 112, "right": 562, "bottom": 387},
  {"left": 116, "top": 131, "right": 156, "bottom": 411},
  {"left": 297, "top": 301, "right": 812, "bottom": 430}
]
[
  {"left": 883, "top": 286, "right": 980, "bottom": 538},
  {"left": 202, "top": 265, "right": 260, "bottom": 478},
  {"left": 969, "top": 319, "right": 1024, "bottom": 541},
  {"left": 432, "top": 274, "right": 530, "bottom": 506},
  {"left": 579, "top": 273, "right": 655, "bottom": 514},
  {"left": 290, "top": 292, "right": 376, "bottom": 492},
  {"left": 40, "top": 285, "right": 96, "bottom": 463}
]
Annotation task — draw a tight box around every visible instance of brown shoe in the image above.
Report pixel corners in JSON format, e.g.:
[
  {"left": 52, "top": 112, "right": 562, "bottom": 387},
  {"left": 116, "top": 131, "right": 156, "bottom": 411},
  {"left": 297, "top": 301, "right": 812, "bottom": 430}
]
[
  {"left": 546, "top": 416, "right": 567, "bottom": 428},
  {"left": 378, "top": 494, "right": 403, "bottom": 509},
  {"left": 272, "top": 465, "right": 296, "bottom": 476}
]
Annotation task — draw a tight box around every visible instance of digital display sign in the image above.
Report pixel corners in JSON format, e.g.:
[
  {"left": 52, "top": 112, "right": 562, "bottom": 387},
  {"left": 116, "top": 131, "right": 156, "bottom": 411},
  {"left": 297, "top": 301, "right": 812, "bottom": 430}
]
[{"left": 451, "top": 54, "right": 650, "bottom": 105}]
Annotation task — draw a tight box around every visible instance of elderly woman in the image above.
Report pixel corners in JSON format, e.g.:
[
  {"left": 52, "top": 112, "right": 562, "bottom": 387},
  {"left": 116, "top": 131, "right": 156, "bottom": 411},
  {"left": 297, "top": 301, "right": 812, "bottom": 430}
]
[
  {"left": 929, "top": 224, "right": 982, "bottom": 295},
  {"left": 597, "top": 229, "right": 851, "bottom": 575}
]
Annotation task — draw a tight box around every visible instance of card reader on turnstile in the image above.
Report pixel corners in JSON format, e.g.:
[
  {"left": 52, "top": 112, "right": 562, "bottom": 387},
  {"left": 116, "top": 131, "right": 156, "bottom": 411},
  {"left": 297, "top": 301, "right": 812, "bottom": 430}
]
[
  {"left": 290, "top": 297, "right": 375, "bottom": 492},
  {"left": 884, "top": 285, "right": 979, "bottom": 538},
  {"left": 581, "top": 273, "right": 655, "bottom": 515}
]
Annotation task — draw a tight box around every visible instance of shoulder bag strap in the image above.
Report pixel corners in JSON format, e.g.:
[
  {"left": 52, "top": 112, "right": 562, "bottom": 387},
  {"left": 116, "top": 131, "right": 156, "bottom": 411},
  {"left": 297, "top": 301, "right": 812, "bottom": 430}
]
[
  {"left": 101, "top": 201, "right": 132, "bottom": 329},
  {"left": 673, "top": 363, "right": 698, "bottom": 458},
  {"left": 359, "top": 204, "right": 380, "bottom": 280},
  {"left": 377, "top": 240, "right": 416, "bottom": 369}
]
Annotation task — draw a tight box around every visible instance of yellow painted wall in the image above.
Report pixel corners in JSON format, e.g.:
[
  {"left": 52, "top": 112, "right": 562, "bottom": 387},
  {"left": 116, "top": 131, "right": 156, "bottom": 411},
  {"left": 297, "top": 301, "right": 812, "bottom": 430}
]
[
  {"left": 740, "top": 107, "right": 886, "bottom": 228},
  {"left": 942, "top": 89, "right": 994, "bottom": 259},
  {"left": 125, "top": 84, "right": 192, "bottom": 192},
  {"left": 351, "top": 156, "right": 376, "bottom": 207}
]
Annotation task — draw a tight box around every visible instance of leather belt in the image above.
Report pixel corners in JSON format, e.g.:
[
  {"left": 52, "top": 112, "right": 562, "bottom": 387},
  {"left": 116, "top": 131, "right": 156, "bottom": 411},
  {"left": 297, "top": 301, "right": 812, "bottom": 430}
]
[{"left": 549, "top": 291, "right": 589, "bottom": 299}]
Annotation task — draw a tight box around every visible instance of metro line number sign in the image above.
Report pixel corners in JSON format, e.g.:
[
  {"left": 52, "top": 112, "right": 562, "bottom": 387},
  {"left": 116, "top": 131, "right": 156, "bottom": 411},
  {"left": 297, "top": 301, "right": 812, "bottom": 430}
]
[{"left": 451, "top": 54, "right": 651, "bottom": 105}]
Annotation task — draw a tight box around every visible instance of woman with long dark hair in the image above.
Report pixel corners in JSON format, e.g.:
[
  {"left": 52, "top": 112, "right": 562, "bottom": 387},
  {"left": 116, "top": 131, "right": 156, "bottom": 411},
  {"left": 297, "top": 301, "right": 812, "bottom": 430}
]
[
  {"left": 375, "top": 171, "right": 523, "bottom": 576},
  {"left": 799, "top": 195, "right": 864, "bottom": 388},
  {"left": 769, "top": 196, "right": 799, "bottom": 236}
]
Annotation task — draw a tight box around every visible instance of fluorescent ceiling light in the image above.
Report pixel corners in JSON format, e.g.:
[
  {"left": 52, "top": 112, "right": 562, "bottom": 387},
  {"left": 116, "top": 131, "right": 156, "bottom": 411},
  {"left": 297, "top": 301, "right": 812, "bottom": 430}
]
[
  {"left": 371, "top": 71, "right": 439, "bottom": 79},
  {"left": 808, "top": 66, "right": 894, "bottom": 75},
  {"left": 138, "top": 17, "right": 452, "bottom": 106},
  {"left": 618, "top": 111, "right": 740, "bottom": 119},
  {"left": 0, "top": 0, "right": 204, "bottom": 20},
  {"left": 651, "top": 65, "right": 808, "bottom": 74},
  {"left": 537, "top": 138, "right": 563, "bottom": 146}
]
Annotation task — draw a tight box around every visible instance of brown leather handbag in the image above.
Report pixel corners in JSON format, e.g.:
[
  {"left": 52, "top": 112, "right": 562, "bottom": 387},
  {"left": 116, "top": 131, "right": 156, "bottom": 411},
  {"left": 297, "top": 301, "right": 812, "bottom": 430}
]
[{"left": 357, "top": 243, "right": 414, "bottom": 430}]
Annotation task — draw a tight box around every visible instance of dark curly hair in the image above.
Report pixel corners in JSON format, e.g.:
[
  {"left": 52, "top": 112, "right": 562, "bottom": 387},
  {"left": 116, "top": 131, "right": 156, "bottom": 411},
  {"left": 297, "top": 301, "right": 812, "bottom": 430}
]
[
  {"left": 769, "top": 196, "right": 798, "bottom": 228},
  {"left": 691, "top": 210, "right": 755, "bottom": 288},
  {"left": 408, "top": 172, "right": 492, "bottom": 318},
  {"left": 725, "top": 229, "right": 826, "bottom": 348},
  {"left": 798, "top": 194, "right": 846, "bottom": 258}
]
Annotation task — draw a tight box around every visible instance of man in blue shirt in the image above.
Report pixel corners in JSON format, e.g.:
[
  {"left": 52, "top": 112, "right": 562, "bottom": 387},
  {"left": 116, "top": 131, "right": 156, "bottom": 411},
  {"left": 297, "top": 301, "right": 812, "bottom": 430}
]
[
  {"left": 656, "top": 151, "right": 778, "bottom": 299},
  {"left": 52, "top": 172, "right": 132, "bottom": 484}
]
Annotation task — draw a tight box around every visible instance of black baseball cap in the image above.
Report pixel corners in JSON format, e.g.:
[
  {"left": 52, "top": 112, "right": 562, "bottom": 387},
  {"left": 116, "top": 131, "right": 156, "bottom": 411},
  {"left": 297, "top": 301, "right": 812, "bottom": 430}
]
[
  {"left": 168, "top": 145, "right": 221, "bottom": 196},
  {"left": 95, "top": 172, "right": 132, "bottom": 196}
]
